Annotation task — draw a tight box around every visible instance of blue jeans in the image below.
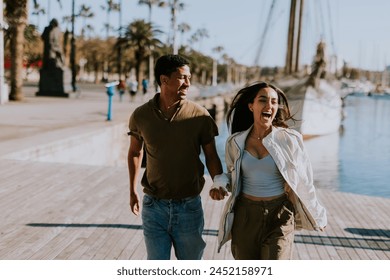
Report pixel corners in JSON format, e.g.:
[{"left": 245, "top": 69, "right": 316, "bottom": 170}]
[{"left": 141, "top": 194, "right": 206, "bottom": 260}]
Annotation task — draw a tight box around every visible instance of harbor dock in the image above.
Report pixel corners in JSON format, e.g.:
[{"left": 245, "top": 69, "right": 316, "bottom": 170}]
[{"left": 0, "top": 83, "right": 389, "bottom": 260}]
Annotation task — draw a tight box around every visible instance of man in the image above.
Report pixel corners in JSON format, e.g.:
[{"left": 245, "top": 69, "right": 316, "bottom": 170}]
[{"left": 127, "top": 54, "right": 223, "bottom": 260}]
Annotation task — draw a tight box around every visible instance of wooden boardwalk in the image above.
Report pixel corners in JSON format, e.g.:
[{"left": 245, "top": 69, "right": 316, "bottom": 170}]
[
  {"left": 1, "top": 85, "right": 389, "bottom": 260},
  {"left": 0, "top": 158, "right": 389, "bottom": 260}
]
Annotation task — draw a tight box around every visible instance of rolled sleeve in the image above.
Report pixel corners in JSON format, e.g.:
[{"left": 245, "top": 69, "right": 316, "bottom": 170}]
[{"left": 128, "top": 112, "right": 142, "bottom": 141}]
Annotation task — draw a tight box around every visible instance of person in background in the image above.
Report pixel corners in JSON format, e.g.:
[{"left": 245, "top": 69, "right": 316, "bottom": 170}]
[
  {"left": 142, "top": 78, "right": 149, "bottom": 95},
  {"left": 117, "top": 79, "right": 126, "bottom": 102},
  {"left": 127, "top": 54, "right": 224, "bottom": 260},
  {"left": 127, "top": 78, "right": 138, "bottom": 102},
  {"left": 210, "top": 81, "right": 327, "bottom": 260}
]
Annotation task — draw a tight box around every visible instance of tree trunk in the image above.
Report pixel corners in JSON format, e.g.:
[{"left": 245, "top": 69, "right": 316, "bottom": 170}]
[
  {"left": 9, "top": 21, "right": 26, "bottom": 101},
  {"left": 5, "top": 0, "right": 28, "bottom": 101}
]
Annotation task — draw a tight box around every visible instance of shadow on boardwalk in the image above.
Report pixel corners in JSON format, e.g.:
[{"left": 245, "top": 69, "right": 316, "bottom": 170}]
[{"left": 25, "top": 223, "right": 390, "bottom": 252}]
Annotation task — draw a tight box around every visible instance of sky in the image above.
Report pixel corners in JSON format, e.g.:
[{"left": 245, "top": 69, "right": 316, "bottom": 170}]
[{"left": 28, "top": 0, "right": 390, "bottom": 71}]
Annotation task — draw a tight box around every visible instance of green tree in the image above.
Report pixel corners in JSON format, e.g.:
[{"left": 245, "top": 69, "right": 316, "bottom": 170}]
[
  {"left": 159, "top": 0, "right": 185, "bottom": 54},
  {"left": 185, "top": 49, "right": 212, "bottom": 85},
  {"left": 78, "top": 4, "right": 94, "bottom": 38},
  {"left": 122, "top": 19, "right": 162, "bottom": 88},
  {"left": 23, "top": 24, "right": 42, "bottom": 79},
  {"left": 177, "top": 22, "right": 190, "bottom": 51},
  {"left": 101, "top": 0, "right": 120, "bottom": 38},
  {"left": 78, "top": 37, "right": 116, "bottom": 83}
]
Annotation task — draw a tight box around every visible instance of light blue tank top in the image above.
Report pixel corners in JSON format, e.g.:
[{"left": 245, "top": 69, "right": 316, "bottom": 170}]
[{"left": 241, "top": 150, "right": 285, "bottom": 197}]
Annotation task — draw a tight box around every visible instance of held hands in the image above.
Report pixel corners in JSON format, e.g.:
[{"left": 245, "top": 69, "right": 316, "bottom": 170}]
[
  {"left": 209, "top": 186, "right": 228, "bottom": 201},
  {"left": 210, "top": 174, "right": 229, "bottom": 201}
]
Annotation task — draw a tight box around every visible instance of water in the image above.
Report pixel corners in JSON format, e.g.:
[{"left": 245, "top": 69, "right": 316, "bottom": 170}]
[{"left": 213, "top": 95, "right": 390, "bottom": 199}]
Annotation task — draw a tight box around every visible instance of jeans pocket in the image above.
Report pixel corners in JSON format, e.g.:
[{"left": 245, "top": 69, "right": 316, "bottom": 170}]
[
  {"left": 183, "top": 196, "right": 202, "bottom": 212},
  {"left": 143, "top": 194, "right": 155, "bottom": 207},
  {"left": 279, "top": 200, "right": 295, "bottom": 230}
]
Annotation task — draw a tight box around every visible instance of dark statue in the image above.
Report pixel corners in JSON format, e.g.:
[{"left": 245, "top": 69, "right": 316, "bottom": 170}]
[
  {"left": 37, "top": 18, "right": 69, "bottom": 97},
  {"left": 41, "top": 18, "right": 64, "bottom": 69}
]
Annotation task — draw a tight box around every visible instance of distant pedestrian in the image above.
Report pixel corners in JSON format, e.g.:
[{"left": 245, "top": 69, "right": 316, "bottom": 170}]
[
  {"left": 142, "top": 78, "right": 149, "bottom": 95},
  {"left": 117, "top": 79, "right": 126, "bottom": 102},
  {"left": 127, "top": 79, "right": 138, "bottom": 102},
  {"left": 210, "top": 81, "right": 327, "bottom": 260}
]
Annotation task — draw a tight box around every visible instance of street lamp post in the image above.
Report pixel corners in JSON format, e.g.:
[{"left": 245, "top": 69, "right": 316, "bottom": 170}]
[
  {"left": 70, "top": 0, "right": 77, "bottom": 92},
  {"left": 117, "top": 0, "right": 123, "bottom": 80}
]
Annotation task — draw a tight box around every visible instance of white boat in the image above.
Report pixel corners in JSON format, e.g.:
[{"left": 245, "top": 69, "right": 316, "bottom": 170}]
[{"left": 284, "top": 76, "right": 342, "bottom": 138}]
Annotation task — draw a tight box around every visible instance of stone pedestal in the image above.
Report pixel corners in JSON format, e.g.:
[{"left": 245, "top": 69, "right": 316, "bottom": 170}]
[{"left": 36, "top": 67, "right": 69, "bottom": 97}]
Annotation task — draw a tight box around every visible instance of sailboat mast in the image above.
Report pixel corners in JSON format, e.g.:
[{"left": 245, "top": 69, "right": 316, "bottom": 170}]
[
  {"left": 295, "top": 0, "right": 304, "bottom": 73},
  {"left": 285, "top": 0, "right": 296, "bottom": 75},
  {"left": 285, "top": 0, "right": 304, "bottom": 75}
]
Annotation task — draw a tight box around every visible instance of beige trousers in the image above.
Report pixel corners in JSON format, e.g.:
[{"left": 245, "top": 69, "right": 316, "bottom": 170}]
[{"left": 231, "top": 195, "right": 295, "bottom": 260}]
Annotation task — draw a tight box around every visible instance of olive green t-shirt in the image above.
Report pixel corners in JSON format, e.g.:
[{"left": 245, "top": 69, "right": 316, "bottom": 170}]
[{"left": 128, "top": 93, "right": 219, "bottom": 199}]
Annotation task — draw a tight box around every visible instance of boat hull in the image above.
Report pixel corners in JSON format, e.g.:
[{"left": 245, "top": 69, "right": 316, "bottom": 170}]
[{"left": 286, "top": 79, "right": 342, "bottom": 137}]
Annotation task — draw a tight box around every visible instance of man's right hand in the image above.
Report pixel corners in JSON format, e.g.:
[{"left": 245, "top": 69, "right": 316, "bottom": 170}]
[{"left": 130, "top": 192, "right": 140, "bottom": 215}]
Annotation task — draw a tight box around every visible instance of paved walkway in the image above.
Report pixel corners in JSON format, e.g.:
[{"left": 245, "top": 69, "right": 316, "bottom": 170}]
[{"left": 0, "top": 83, "right": 389, "bottom": 260}]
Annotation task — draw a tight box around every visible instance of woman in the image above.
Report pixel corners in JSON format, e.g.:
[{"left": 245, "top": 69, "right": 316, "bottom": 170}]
[{"left": 210, "top": 81, "right": 327, "bottom": 260}]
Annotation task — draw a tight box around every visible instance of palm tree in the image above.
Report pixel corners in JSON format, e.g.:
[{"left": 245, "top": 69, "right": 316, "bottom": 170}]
[
  {"left": 4, "top": 0, "right": 28, "bottom": 101},
  {"left": 101, "top": 0, "right": 120, "bottom": 39},
  {"left": 193, "top": 28, "right": 209, "bottom": 52},
  {"left": 138, "top": 0, "right": 163, "bottom": 23},
  {"left": 159, "top": 0, "right": 185, "bottom": 54},
  {"left": 122, "top": 19, "right": 162, "bottom": 88},
  {"left": 31, "top": 2, "right": 45, "bottom": 30},
  {"left": 78, "top": 4, "right": 94, "bottom": 38},
  {"left": 177, "top": 22, "right": 190, "bottom": 51}
]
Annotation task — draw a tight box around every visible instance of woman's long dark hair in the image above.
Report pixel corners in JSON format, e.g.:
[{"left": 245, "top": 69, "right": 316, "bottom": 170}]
[{"left": 226, "top": 81, "right": 295, "bottom": 134}]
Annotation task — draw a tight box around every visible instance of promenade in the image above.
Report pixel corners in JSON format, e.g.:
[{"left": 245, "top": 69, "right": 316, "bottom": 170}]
[{"left": 0, "top": 82, "right": 389, "bottom": 260}]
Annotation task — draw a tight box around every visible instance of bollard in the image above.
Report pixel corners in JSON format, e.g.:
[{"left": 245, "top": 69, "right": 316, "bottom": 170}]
[{"left": 105, "top": 81, "right": 119, "bottom": 121}]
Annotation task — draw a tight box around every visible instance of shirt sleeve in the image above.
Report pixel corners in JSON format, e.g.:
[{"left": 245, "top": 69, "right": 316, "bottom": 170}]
[
  {"left": 200, "top": 114, "right": 219, "bottom": 145},
  {"left": 128, "top": 111, "right": 142, "bottom": 141}
]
